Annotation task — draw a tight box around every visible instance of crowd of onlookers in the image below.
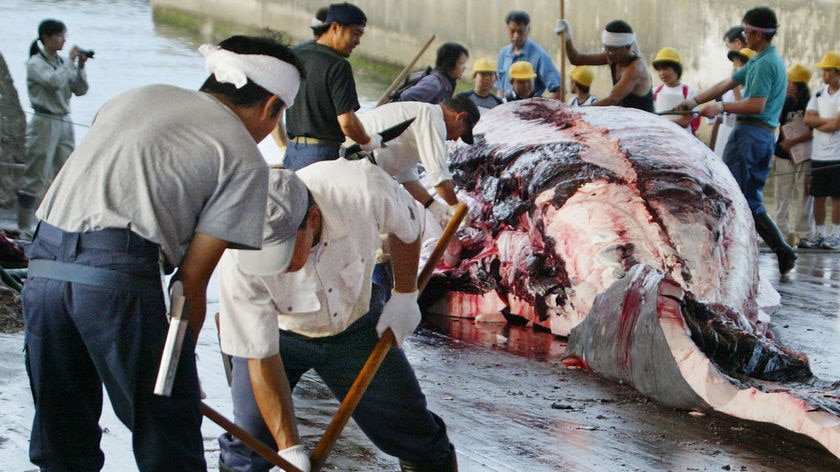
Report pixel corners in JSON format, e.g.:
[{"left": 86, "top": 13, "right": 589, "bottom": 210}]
[{"left": 446, "top": 9, "right": 839, "bottom": 262}]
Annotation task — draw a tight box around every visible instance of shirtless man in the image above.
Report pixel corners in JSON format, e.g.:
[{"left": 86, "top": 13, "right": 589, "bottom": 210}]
[{"left": 555, "top": 19, "right": 653, "bottom": 112}]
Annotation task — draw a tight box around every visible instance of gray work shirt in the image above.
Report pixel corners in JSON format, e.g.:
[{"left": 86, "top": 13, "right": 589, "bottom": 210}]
[{"left": 38, "top": 84, "right": 268, "bottom": 267}]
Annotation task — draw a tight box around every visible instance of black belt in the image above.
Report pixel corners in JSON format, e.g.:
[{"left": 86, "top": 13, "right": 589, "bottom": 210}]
[
  {"left": 28, "top": 259, "right": 161, "bottom": 293},
  {"left": 29, "top": 223, "right": 162, "bottom": 292},
  {"left": 36, "top": 222, "right": 160, "bottom": 259},
  {"left": 288, "top": 136, "right": 342, "bottom": 146},
  {"left": 736, "top": 117, "right": 775, "bottom": 132}
]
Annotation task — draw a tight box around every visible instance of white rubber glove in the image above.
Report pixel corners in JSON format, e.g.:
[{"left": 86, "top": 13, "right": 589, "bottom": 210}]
[
  {"left": 427, "top": 199, "right": 455, "bottom": 229},
  {"left": 269, "top": 445, "right": 311, "bottom": 472},
  {"left": 376, "top": 290, "right": 421, "bottom": 347},
  {"left": 554, "top": 19, "right": 572, "bottom": 39},
  {"left": 360, "top": 133, "right": 382, "bottom": 152}
]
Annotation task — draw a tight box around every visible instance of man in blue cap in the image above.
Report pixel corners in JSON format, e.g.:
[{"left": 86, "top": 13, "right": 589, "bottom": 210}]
[{"left": 284, "top": 2, "right": 382, "bottom": 171}]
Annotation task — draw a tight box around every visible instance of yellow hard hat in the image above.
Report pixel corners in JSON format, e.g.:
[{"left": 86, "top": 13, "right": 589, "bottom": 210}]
[
  {"left": 728, "top": 48, "right": 756, "bottom": 63},
  {"left": 473, "top": 58, "right": 497, "bottom": 74},
  {"left": 815, "top": 51, "right": 840, "bottom": 70},
  {"left": 509, "top": 61, "right": 537, "bottom": 80},
  {"left": 787, "top": 63, "right": 812, "bottom": 84},
  {"left": 569, "top": 65, "right": 594, "bottom": 87},
  {"left": 652, "top": 47, "right": 681, "bottom": 67}
]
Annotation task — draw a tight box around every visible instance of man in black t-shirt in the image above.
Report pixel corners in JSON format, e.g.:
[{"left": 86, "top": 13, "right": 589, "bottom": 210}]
[{"left": 284, "top": 2, "right": 381, "bottom": 171}]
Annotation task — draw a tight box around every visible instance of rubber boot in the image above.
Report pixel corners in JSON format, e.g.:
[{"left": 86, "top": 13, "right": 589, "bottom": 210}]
[
  {"left": 16, "top": 192, "right": 36, "bottom": 235},
  {"left": 753, "top": 211, "right": 797, "bottom": 275},
  {"left": 399, "top": 444, "right": 458, "bottom": 472}
]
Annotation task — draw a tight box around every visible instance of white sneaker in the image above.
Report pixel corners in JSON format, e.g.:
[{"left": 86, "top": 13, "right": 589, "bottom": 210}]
[
  {"left": 820, "top": 235, "right": 840, "bottom": 250},
  {"left": 798, "top": 235, "right": 824, "bottom": 249}
]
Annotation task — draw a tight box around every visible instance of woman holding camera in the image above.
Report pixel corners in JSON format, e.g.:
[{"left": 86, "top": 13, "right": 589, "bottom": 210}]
[{"left": 17, "top": 18, "right": 89, "bottom": 234}]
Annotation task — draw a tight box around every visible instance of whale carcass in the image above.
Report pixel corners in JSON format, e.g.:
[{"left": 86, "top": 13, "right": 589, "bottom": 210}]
[{"left": 424, "top": 98, "right": 840, "bottom": 458}]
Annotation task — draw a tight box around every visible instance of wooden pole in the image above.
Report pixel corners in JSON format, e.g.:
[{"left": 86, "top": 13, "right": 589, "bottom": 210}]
[
  {"left": 310, "top": 203, "right": 468, "bottom": 472},
  {"left": 375, "top": 34, "right": 436, "bottom": 107},
  {"left": 560, "top": 0, "right": 567, "bottom": 100},
  {"left": 202, "top": 402, "right": 303, "bottom": 472}
]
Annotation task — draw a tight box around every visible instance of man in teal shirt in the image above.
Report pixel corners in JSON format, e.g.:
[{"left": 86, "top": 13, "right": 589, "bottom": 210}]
[{"left": 678, "top": 6, "right": 795, "bottom": 275}]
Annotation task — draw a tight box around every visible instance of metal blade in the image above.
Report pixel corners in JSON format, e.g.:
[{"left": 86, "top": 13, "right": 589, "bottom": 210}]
[
  {"left": 344, "top": 117, "right": 416, "bottom": 155},
  {"left": 657, "top": 109, "right": 698, "bottom": 116},
  {"left": 154, "top": 281, "right": 191, "bottom": 396}
]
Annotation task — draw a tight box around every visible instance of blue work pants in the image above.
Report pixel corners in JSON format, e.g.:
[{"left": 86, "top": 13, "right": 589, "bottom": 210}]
[
  {"left": 722, "top": 123, "right": 776, "bottom": 215},
  {"left": 22, "top": 224, "right": 206, "bottom": 471},
  {"left": 219, "top": 283, "right": 452, "bottom": 471}
]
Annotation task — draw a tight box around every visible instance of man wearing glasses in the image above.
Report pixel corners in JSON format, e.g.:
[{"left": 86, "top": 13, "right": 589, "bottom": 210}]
[{"left": 675, "top": 6, "right": 796, "bottom": 276}]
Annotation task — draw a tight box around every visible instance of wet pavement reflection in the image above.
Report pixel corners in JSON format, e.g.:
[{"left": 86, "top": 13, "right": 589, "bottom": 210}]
[{"left": 411, "top": 251, "right": 840, "bottom": 471}]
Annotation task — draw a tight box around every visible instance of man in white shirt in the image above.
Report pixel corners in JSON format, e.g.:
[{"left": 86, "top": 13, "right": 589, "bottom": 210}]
[
  {"left": 217, "top": 161, "right": 458, "bottom": 472},
  {"left": 800, "top": 51, "right": 840, "bottom": 249},
  {"left": 352, "top": 95, "right": 480, "bottom": 227}
]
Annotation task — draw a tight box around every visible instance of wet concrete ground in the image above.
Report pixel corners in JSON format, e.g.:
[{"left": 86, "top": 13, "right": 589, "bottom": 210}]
[
  {"left": 279, "top": 250, "right": 840, "bottom": 472},
  {"left": 2, "top": 205, "right": 838, "bottom": 470}
]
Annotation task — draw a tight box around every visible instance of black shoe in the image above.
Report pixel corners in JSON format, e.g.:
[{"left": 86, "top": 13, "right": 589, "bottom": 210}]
[
  {"left": 400, "top": 444, "right": 458, "bottom": 472},
  {"left": 218, "top": 457, "right": 237, "bottom": 472}
]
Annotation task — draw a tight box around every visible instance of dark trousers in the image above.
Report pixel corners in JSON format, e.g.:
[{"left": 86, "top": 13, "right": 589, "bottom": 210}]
[
  {"left": 22, "top": 223, "right": 206, "bottom": 471},
  {"left": 282, "top": 142, "right": 340, "bottom": 171},
  {"left": 219, "top": 281, "right": 452, "bottom": 471},
  {"left": 722, "top": 123, "right": 775, "bottom": 215}
]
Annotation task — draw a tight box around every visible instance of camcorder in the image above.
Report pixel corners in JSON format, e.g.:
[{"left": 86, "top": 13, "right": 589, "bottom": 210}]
[{"left": 78, "top": 48, "right": 95, "bottom": 59}]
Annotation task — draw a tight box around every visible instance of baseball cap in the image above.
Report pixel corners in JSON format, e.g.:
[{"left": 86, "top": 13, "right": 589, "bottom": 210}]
[
  {"left": 237, "top": 167, "right": 309, "bottom": 276},
  {"left": 325, "top": 2, "right": 366, "bottom": 26},
  {"left": 310, "top": 6, "right": 329, "bottom": 35},
  {"left": 473, "top": 58, "right": 497, "bottom": 74},
  {"left": 509, "top": 61, "right": 537, "bottom": 80}
]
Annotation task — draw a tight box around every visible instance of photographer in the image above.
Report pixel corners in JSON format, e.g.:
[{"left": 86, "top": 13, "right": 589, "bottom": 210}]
[{"left": 17, "top": 18, "right": 89, "bottom": 235}]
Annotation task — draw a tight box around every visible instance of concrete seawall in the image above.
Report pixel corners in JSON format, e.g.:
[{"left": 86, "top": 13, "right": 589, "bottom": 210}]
[
  {"left": 148, "top": 1, "right": 840, "bottom": 107},
  {"left": 150, "top": 0, "right": 567, "bottom": 70}
]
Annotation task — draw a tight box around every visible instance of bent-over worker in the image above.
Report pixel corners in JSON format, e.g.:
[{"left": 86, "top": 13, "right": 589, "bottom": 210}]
[
  {"left": 21, "top": 35, "right": 303, "bottom": 471},
  {"left": 217, "top": 160, "right": 458, "bottom": 471}
]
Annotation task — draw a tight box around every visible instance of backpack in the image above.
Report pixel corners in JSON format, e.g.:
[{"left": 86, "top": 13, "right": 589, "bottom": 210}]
[
  {"left": 655, "top": 84, "right": 701, "bottom": 136},
  {"left": 385, "top": 66, "right": 432, "bottom": 103}
]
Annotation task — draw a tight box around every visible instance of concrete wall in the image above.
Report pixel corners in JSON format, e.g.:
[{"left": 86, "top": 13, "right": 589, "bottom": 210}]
[
  {"left": 150, "top": 0, "right": 567, "bottom": 69},
  {"left": 150, "top": 0, "right": 840, "bottom": 98}
]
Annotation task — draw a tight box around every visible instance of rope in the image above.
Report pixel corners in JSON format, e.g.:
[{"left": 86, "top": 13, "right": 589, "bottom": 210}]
[
  {"left": 2, "top": 103, "right": 837, "bottom": 176},
  {"left": 0, "top": 103, "right": 91, "bottom": 129}
]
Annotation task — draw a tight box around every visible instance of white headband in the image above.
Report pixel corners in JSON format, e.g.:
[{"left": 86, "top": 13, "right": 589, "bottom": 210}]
[
  {"left": 199, "top": 44, "right": 301, "bottom": 107},
  {"left": 743, "top": 22, "right": 777, "bottom": 34},
  {"left": 602, "top": 31, "right": 636, "bottom": 47}
]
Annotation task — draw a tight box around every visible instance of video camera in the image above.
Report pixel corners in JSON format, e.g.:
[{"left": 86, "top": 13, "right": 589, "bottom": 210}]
[{"left": 79, "top": 48, "right": 95, "bottom": 59}]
